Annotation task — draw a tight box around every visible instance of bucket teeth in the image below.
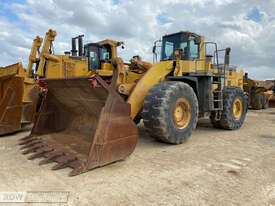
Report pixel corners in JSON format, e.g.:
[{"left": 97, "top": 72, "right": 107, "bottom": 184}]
[
  {"left": 20, "top": 137, "right": 84, "bottom": 175},
  {"left": 19, "top": 137, "right": 36, "bottom": 145},
  {"left": 39, "top": 151, "right": 64, "bottom": 165},
  {"left": 27, "top": 147, "right": 54, "bottom": 160},
  {"left": 20, "top": 139, "right": 41, "bottom": 150},
  {"left": 22, "top": 143, "right": 44, "bottom": 154},
  {"left": 69, "top": 164, "right": 85, "bottom": 177},
  {"left": 20, "top": 135, "right": 33, "bottom": 141}
]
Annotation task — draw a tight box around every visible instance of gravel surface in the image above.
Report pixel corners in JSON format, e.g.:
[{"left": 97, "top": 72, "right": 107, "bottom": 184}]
[{"left": 0, "top": 108, "right": 274, "bottom": 206}]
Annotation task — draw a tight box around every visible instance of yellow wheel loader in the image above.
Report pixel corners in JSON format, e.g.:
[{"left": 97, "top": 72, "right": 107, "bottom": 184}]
[{"left": 20, "top": 31, "right": 247, "bottom": 176}]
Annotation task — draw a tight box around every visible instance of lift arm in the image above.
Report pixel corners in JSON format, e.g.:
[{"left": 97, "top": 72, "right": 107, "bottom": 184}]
[
  {"left": 26, "top": 36, "right": 43, "bottom": 78},
  {"left": 36, "top": 29, "right": 57, "bottom": 77}
]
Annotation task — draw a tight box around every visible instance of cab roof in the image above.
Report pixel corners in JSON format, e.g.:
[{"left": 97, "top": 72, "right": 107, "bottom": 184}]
[{"left": 163, "top": 30, "right": 202, "bottom": 38}]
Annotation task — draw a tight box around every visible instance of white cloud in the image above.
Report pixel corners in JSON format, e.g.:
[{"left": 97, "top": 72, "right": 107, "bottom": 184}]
[{"left": 0, "top": 0, "right": 274, "bottom": 80}]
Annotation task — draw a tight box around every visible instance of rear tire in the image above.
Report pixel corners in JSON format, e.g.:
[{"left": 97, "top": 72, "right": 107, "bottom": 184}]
[
  {"left": 142, "top": 82, "right": 198, "bottom": 144},
  {"left": 262, "top": 94, "right": 269, "bottom": 109},
  {"left": 251, "top": 94, "right": 263, "bottom": 110},
  {"left": 210, "top": 87, "right": 247, "bottom": 130}
]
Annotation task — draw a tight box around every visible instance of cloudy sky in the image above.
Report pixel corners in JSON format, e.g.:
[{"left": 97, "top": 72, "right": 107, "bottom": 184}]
[{"left": 0, "top": 0, "right": 274, "bottom": 80}]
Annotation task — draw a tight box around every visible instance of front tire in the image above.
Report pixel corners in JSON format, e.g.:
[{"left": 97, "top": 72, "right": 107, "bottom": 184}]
[{"left": 142, "top": 82, "right": 198, "bottom": 144}]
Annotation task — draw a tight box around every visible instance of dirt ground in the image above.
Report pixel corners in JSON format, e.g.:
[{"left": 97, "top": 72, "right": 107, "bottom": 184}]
[{"left": 0, "top": 108, "right": 275, "bottom": 206}]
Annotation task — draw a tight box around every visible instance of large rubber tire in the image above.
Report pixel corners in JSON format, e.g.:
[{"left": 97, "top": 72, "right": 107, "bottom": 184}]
[
  {"left": 142, "top": 82, "right": 198, "bottom": 144},
  {"left": 210, "top": 87, "right": 247, "bottom": 130},
  {"left": 251, "top": 94, "right": 263, "bottom": 110},
  {"left": 262, "top": 94, "right": 269, "bottom": 109}
]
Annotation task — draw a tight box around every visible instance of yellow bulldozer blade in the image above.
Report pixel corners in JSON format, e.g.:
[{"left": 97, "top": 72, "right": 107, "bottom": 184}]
[
  {"left": 20, "top": 75, "right": 138, "bottom": 176},
  {"left": 0, "top": 63, "right": 40, "bottom": 135},
  {"left": 0, "top": 74, "right": 24, "bottom": 134}
]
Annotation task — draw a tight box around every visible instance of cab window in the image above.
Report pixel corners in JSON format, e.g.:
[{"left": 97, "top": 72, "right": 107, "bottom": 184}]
[
  {"left": 89, "top": 50, "right": 99, "bottom": 70},
  {"left": 189, "top": 40, "right": 199, "bottom": 59},
  {"left": 101, "top": 47, "right": 111, "bottom": 61},
  {"left": 164, "top": 41, "right": 174, "bottom": 60}
]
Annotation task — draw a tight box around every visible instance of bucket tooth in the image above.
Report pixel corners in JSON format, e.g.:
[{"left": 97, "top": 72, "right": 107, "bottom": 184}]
[
  {"left": 69, "top": 165, "right": 85, "bottom": 177},
  {"left": 20, "top": 139, "right": 41, "bottom": 150},
  {"left": 19, "top": 137, "right": 37, "bottom": 145},
  {"left": 69, "top": 160, "right": 83, "bottom": 169},
  {"left": 28, "top": 147, "right": 54, "bottom": 160},
  {"left": 20, "top": 135, "right": 33, "bottom": 141},
  {"left": 22, "top": 143, "right": 44, "bottom": 154},
  {"left": 39, "top": 151, "right": 64, "bottom": 165}
]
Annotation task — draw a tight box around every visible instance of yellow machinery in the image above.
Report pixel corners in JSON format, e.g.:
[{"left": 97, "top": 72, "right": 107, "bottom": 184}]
[
  {"left": 243, "top": 75, "right": 275, "bottom": 109},
  {"left": 265, "top": 79, "right": 275, "bottom": 107},
  {"left": 0, "top": 29, "right": 150, "bottom": 135},
  {"left": 20, "top": 30, "right": 247, "bottom": 176},
  {"left": 0, "top": 35, "right": 44, "bottom": 135},
  {"left": 0, "top": 29, "right": 59, "bottom": 135}
]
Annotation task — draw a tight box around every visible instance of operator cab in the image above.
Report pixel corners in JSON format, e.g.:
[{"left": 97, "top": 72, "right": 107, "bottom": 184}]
[
  {"left": 160, "top": 31, "right": 201, "bottom": 61},
  {"left": 84, "top": 43, "right": 112, "bottom": 71}
]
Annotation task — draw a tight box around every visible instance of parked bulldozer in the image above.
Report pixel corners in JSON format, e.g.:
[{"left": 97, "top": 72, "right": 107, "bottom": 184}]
[
  {"left": 0, "top": 35, "right": 44, "bottom": 135},
  {"left": 243, "top": 75, "right": 275, "bottom": 109},
  {"left": 20, "top": 30, "right": 247, "bottom": 176}
]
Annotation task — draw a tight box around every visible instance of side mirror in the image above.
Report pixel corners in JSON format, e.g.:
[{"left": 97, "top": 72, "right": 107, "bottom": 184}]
[{"left": 152, "top": 45, "right": 156, "bottom": 54}]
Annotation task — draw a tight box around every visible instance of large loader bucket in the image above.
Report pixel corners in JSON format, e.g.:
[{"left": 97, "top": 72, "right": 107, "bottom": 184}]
[
  {"left": 20, "top": 75, "right": 138, "bottom": 176},
  {"left": 0, "top": 74, "right": 24, "bottom": 134}
]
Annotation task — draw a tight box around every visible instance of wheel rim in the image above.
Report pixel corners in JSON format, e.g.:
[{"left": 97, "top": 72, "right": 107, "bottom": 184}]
[
  {"left": 173, "top": 97, "right": 191, "bottom": 129},
  {"left": 233, "top": 97, "right": 243, "bottom": 120}
]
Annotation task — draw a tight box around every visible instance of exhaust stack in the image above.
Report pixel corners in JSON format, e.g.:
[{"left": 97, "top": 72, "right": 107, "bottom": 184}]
[
  {"left": 71, "top": 35, "right": 84, "bottom": 56},
  {"left": 78, "top": 35, "right": 84, "bottom": 56},
  {"left": 71, "top": 38, "right": 77, "bottom": 56},
  {"left": 224, "top": 47, "right": 231, "bottom": 65}
]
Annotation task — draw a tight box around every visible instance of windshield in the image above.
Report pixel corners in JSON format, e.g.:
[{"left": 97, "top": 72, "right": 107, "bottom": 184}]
[
  {"left": 160, "top": 33, "right": 200, "bottom": 61},
  {"left": 84, "top": 44, "right": 112, "bottom": 70}
]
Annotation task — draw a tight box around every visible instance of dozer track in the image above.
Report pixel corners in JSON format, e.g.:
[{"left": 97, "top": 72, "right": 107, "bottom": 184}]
[{"left": 20, "top": 73, "right": 138, "bottom": 176}]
